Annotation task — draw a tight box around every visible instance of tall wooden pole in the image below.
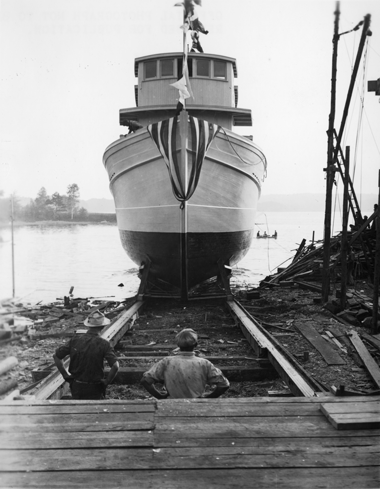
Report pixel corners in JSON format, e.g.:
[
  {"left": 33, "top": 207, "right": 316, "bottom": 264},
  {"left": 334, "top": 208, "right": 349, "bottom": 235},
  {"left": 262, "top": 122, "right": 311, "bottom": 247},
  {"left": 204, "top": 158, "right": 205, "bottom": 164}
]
[
  {"left": 322, "top": 9, "right": 371, "bottom": 302},
  {"left": 372, "top": 170, "right": 380, "bottom": 333},
  {"left": 333, "top": 14, "right": 371, "bottom": 175},
  {"left": 322, "top": 2, "right": 340, "bottom": 302},
  {"left": 11, "top": 196, "right": 15, "bottom": 298},
  {"left": 340, "top": 146, "right": 350, "bottom": 310}
]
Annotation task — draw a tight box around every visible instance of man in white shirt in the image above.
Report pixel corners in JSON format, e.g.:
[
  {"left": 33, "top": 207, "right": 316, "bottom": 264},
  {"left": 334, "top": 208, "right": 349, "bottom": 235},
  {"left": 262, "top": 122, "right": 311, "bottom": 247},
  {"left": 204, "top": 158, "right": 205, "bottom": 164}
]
[{"left": 141, "top": 328, "right": 230, "bottom": 399}]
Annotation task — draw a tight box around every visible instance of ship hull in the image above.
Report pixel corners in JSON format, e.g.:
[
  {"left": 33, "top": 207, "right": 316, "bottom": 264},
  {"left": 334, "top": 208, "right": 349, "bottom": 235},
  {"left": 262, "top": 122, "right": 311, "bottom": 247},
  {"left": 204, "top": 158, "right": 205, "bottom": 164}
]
[
  {"left": 119, "top": 229, "right": 253, "bottom": 289},
  {"left": 103, "top": 112, "right": 266, "bottom": 292}
]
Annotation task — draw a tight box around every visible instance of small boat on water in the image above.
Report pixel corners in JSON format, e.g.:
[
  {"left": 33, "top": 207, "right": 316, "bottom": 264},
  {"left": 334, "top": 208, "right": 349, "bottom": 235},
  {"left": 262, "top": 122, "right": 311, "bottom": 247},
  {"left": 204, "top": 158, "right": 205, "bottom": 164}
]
[
  {"left": 257, "top": 231, "right": 278, "bottom": 240},
  {"left": 103, "top": 1, "right": 267, "bottom": 298}
]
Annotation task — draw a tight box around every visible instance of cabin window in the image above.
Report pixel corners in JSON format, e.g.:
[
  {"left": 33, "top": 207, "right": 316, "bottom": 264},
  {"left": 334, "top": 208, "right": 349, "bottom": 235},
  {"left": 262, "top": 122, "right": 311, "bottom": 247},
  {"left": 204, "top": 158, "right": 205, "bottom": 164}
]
[
  {"left": 214, "top": 60, "right": 226, "bottom": 79},
  {"left": 177, "top": 58, "right": 193, "bottom": 78},
  {"left": 161, "top": 59, "right": 174, "bottom": 77},
  {"left": 145, "top": 61, "right": 157, "bottom": 79},
  {"left": 196, "top": 59, "right": 210, "bottom": 77}
]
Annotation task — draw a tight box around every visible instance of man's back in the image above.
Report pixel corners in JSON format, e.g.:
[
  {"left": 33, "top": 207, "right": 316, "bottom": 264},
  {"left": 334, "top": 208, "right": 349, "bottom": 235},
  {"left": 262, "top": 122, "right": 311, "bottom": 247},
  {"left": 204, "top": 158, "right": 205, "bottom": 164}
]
[
  {"left": 142, "top": 351, "right": 229, "bottom": 398},
  {"left": 55, "top": 332, "right": 116, "bottom": 383}
]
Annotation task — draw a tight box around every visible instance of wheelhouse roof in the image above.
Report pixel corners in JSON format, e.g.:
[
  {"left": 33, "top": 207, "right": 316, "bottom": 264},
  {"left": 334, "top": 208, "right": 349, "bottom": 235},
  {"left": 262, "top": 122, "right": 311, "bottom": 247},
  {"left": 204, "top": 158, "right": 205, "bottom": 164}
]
[{"left": 134, "top": 52, "right": 238, "bottom": 78}]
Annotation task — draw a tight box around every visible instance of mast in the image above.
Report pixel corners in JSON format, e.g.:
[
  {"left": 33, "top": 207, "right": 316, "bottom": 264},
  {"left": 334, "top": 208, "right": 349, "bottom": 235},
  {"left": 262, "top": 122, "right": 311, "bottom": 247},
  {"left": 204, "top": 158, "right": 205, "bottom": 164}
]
[
  {"left": 179, "top": 2, "right": 191, "bottom": 300},
  {"left": 322, "top": 2, "right": 340, "bottom": 302},
  {"left": 322, "top": 6, "right": 371, "bottom": 302}
]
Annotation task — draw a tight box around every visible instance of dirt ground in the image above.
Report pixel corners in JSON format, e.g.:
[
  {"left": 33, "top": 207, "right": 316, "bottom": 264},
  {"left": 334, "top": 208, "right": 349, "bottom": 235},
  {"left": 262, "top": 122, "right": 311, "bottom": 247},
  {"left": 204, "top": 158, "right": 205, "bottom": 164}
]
[{"left": 1, "top": 275, "right": 379, "bottom": 400}]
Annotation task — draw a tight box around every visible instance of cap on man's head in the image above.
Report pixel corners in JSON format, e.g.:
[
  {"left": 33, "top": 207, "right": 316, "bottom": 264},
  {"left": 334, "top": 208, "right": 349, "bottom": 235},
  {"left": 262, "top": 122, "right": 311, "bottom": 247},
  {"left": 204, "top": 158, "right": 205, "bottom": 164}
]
[
  {"left": 84, "top": 310, "right": 111, "bottom": 327},
  {"left": 176, "top": 328, "right": 198, "bottom": 348}
]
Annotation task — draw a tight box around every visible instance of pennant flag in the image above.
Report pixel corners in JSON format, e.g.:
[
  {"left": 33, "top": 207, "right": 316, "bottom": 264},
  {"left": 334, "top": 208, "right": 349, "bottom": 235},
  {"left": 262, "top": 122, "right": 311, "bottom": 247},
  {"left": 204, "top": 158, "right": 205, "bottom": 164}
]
[
  {"left": 148, "top": 116, "right": 220, "bottom": 202},
  {"left": 175, "top": 1, "right": 208, "bottom": 36},
  {"left": 170, "top": 77, "right": 191, "bottom": 105},
  {"left": 147, "top": 118, "right": 185, "bottom": 199}
]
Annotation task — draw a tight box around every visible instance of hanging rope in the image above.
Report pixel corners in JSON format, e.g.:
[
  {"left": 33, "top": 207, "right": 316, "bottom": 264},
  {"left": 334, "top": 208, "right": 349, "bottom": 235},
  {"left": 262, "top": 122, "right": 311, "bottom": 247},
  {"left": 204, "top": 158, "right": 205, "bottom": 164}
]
[{"left": 218, "top": 127, "right": 267, "bottom": 180}]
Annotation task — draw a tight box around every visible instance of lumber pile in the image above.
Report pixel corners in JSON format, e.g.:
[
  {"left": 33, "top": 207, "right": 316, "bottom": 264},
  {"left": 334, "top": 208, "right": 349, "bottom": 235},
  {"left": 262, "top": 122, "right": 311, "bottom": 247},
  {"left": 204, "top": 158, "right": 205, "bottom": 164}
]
[
  {"left": 0, "top": 356, "right": 18, "bottom": 399},
  {"left": 0, "top": 294, "right": 129, "bottom": 344},
  {"left": 263, "top": 228, "right": 377, "bottom": 288}
]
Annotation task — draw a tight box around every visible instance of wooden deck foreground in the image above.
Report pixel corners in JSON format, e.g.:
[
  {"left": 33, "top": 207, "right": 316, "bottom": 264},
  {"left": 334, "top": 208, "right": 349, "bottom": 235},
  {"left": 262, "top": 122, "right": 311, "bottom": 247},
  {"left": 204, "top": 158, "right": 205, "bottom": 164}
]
[{"left": 0, "top": 396, "right": 379, "bottom": 488}]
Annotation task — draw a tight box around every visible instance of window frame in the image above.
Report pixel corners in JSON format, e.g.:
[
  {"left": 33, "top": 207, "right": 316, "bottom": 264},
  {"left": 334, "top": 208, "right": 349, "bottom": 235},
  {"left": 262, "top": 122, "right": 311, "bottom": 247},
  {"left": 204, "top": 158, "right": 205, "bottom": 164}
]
[
  {"left": 195, "top": 58, "right": 210, "bottom": 78},
  {"left": 213, "top": 60, "right": 227, "bottom": 80},
  {"left": 160, "top": 58, "right": 175, "bottom": 78},
  {"left": 144, "top": 60, "right": 158, "bottom": 80}
]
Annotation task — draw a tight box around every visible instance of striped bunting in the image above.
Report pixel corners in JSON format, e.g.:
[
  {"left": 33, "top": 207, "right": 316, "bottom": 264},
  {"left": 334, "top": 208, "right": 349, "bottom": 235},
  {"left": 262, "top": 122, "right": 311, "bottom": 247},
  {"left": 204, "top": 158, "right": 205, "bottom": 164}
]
[{"left": 148, "top": 115, "right": 219, "bottom": 201}]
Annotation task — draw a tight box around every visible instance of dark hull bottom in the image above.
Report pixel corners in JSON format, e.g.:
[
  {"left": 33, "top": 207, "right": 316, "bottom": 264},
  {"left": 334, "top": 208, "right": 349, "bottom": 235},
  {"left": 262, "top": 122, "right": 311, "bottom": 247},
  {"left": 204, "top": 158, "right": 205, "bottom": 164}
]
[{"left": 119, "top": 230, "right": 254, "bottom": 289}]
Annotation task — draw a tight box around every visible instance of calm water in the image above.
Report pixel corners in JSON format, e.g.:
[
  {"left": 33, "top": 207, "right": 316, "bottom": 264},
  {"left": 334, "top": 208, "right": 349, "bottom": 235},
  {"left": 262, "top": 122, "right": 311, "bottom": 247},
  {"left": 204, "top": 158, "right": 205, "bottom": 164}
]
[{"left": 0, "top": 212, "right": 326, "bottom": 304}]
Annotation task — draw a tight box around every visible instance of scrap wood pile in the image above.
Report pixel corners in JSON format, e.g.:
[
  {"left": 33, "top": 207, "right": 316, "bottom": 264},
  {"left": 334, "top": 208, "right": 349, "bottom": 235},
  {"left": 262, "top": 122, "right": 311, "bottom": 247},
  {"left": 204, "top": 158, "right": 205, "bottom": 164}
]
[
  {"left": 255, "top": 222, "right": 380, "bottom": 396},
  {"left": 0, "top": 292, "right": 130, "bottom": 400},
  {"left": 262, "top": 228, "right": 377, "bottom": 290},
  {"left": 241, "top": 282, "right": 380, "bottom": 396}
]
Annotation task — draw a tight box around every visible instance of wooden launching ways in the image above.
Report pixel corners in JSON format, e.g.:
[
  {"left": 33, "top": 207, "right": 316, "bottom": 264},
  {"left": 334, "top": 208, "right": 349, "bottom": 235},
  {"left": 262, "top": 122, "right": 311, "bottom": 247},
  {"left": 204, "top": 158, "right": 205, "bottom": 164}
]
[
  {"left": 30, "top": 297, "right": 329, "bottom": 400},
  {"left": 0, "top": 396, "right": 379, "bottom": 488},
  {"left": 227, "top": 300, "right": 328, "bottom": 397}
]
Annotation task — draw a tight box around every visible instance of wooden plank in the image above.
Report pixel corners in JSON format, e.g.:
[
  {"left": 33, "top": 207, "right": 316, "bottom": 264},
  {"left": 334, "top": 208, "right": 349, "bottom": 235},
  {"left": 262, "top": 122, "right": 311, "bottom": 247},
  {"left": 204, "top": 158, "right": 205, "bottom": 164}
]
[
  {"left": 227, "top": 301, "right": 317, "bottom": 397},
  {"left": 0, "top": 431, "right": 154, "bottom": 449},
  {"left": 157, "top": 395, "right": 379, "bottom": 404},
  {"left": 325, "top": 330, "right": 348, "bottom": 353},
  {"left": 0, "top": 399, "right": 156, "bottom": 406},
  {"left": 323, "top": 412, "right": 380, "bottom": 430},
  {"left": 118, "top": 351, "right": 170, "bottom": 357},
  {"left": 319, "top": 401, "right": 380, "bottom": 415},
  {"left": 321, "top": 401, "right": 380, "bottom": 430},
  {"left": 153, "top": 435, "right": 380, "bottom": 448},
  {"left": 0, "top": 402, "right": 156, "bottom": 415},
  {"left": 119, "top": 343, "right": 242, "bottom": 350},
  {"left": 153, "top": 416, "right": 380, "bottom": 438},
  {"left": 0, "top": 412, "right": 154, "bottom": 432},
  {"left": 295, "top": 323, "right": 346, "bottom": 365},
  {"left": 1, "top": 445, "right": 379, "bottom": 471},
  {"left": 118, "top": 355, "right": 261, "bottom": 362},
  {"left": 361, "top": 332, "right": 380, "bottom": 351},
  {"left": 156, "top": 402, "right": 325, "bottom": 417},
  {"left": 0, "top": 395, "right": 376, "bottom": 408},
  {"left": 101, "top": 301, "right": 145, "bottom": 347},
  {"left": 348, "top": 330, "right": 380, "bottom": 388},
  {"left": 0, "top": 467, "right": 378, "bottom": 489},
  {"left": 32, "top": 365, "right": 277, "bottom": 384}
]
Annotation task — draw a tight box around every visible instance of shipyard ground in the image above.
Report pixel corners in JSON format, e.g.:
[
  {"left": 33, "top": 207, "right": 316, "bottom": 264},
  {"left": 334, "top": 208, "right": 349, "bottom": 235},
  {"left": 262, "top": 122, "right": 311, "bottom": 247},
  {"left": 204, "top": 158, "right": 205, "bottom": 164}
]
[
  {"left": 1, "top": 276, "right": 379, "bottom": 398},
  {"left": 1, "top": 278, "right": 380, "bottom": 488}
]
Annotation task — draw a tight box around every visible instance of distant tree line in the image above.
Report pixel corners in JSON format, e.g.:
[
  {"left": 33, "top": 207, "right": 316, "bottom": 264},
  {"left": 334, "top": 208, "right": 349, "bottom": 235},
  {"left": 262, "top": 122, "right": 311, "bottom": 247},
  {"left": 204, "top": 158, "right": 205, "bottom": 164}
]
[{"left": 0, "top": 184, "right": 89, "bottom": 222}]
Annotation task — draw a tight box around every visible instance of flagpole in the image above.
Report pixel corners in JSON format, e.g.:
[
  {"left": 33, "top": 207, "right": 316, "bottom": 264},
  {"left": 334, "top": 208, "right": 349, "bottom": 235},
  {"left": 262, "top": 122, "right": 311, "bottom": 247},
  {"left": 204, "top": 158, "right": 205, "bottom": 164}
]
[{"left": 182, "top": 8, "right": 188, "bottom": 110}]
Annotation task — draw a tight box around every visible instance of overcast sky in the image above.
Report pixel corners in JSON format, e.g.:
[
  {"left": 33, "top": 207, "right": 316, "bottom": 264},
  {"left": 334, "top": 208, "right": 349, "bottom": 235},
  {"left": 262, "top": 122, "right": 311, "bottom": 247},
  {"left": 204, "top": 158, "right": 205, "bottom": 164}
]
[{"left": 1, "top": 0, "right": 379, "bottom": 203}]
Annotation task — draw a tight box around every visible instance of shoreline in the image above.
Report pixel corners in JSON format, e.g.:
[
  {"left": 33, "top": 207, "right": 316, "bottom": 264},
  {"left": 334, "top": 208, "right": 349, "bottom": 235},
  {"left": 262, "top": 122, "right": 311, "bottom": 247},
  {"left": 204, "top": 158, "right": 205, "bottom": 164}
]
[{"left": 0, "top": 220, "right": 116, "bottom": 228}]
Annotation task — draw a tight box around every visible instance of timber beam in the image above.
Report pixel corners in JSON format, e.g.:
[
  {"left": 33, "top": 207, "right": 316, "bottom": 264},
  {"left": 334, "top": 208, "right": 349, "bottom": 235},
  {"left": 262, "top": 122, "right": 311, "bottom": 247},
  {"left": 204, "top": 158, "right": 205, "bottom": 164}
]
[{"left": 227, "top": 300, "right": 321, "bottom": 397}]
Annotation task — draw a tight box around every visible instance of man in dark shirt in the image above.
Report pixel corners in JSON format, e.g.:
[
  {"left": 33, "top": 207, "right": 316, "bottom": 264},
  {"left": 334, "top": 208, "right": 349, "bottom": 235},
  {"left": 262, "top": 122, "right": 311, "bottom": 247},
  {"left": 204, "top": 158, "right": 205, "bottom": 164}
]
[{"left": 53, "top": 310, "right": 119, "bottom": 400}]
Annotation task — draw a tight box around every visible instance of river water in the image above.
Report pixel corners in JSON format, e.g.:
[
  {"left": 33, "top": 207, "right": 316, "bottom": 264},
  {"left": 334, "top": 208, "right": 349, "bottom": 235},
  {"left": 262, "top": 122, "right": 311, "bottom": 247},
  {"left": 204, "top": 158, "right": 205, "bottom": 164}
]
[{"left": 0, "top": 212, "right": 326, "bottom": 304}]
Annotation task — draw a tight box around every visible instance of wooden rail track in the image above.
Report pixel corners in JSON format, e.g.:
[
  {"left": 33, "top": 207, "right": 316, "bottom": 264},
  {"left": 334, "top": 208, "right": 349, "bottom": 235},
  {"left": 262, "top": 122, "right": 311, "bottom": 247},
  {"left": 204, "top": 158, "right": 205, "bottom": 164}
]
[
  {"left": 29, "top": 297, "right": 325, "bottom": 400},
  {"left": 227, "top": 300, "right": 328, "bottom": 397}
]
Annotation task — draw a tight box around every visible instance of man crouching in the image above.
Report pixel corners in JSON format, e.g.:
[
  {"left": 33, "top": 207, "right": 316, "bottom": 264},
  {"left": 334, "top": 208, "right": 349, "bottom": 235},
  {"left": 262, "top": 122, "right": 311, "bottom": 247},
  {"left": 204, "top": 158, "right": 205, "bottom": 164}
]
[{"left": 141, "top": 328, "right": 230, "bottom": 399}]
